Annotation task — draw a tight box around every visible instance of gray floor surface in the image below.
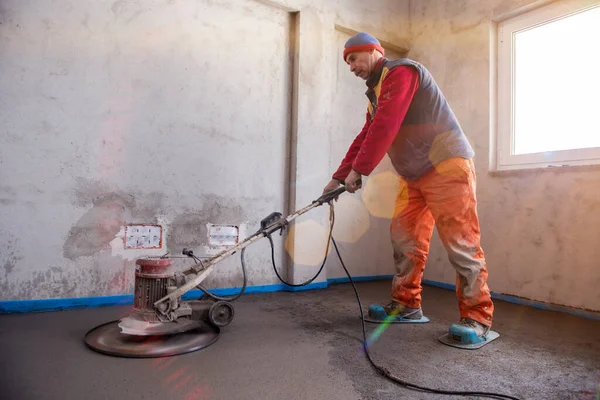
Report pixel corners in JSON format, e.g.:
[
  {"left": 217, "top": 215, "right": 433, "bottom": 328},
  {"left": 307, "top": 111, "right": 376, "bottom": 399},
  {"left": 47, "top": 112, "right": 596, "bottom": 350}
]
[{"left": 1, "top": 281, "right": 599, "bottom": 400}]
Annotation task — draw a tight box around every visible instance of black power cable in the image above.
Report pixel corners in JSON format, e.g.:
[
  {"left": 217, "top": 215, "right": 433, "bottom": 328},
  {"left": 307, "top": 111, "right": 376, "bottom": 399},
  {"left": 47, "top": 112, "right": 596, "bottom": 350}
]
[
  {"left": 327, "top": 215, "right": 522, "bottom": 399},
  {"left": 190, "top": 200, "right": 522, "bottom": 399},
  {"left": 192, "top": 206, "right": 336, "bottom": 299},
  {"left": 269, "top": 203, "right": 522, "bottom": 400},
  {"left": 194, "top": 247, "right": 249, "bottom": 302},
  {"left": 265, "top": 203, "right": 335, "bottom": 288}
]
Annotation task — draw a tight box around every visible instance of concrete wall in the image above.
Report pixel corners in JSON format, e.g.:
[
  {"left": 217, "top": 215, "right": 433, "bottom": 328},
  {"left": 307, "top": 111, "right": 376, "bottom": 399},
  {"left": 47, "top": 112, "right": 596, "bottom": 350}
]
[
  {"left": 408, "top": 0, "right": 600, "bottom": 312},
  {"left": 4, "top": 0, "right": 597, "bottom": 314},
  {"left": 0, "top": 0, "right": 410, "bottom": 301}
]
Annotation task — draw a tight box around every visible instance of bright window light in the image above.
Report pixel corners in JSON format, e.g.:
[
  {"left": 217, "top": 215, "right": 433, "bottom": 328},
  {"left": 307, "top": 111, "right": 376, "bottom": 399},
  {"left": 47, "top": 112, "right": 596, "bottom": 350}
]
[
  {"left": 514, "top": 6, "right": 600, "bottom": 155},
  {"left": 496, "top": 0, "right": 600, "bottom": 170}
]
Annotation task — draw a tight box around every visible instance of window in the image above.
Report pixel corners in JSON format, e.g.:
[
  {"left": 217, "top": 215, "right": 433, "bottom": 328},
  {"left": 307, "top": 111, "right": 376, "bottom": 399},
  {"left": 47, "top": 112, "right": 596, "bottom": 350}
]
[{"left": 496, "top": 0, "right": 600, "bottom": 170}]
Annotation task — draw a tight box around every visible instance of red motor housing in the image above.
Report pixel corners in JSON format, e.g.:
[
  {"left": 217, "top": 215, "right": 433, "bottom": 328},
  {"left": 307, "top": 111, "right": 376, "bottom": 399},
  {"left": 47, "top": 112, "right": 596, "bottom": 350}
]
[{"left": 133, "top": 258, "right": 174, "bottom": 320}]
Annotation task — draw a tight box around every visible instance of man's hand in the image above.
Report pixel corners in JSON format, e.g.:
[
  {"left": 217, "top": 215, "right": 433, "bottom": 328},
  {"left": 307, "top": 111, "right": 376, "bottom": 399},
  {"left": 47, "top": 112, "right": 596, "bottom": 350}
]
[
  {"left": 344, "top": 169, "right": 362, "bottom": 193},
  {"left": 322, "top": 179, "right": 341, "bottom": 201},
  {"left": 322, "top": 179, "right": 340, "bottom": 194}
]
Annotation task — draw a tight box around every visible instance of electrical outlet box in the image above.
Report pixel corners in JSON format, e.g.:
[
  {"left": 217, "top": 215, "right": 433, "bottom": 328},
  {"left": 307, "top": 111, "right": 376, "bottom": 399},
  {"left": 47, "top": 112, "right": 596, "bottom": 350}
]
[
  {"left": 124, "top": 225, "right": 162, "bottom": 249},
  {"left": 208, "top": 224, "right": 239, "bottom": 247}
]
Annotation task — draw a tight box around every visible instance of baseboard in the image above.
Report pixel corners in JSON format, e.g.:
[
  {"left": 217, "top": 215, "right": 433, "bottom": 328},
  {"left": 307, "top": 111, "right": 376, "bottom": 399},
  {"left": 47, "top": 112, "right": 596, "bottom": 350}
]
[
  {"left": 2, "top": 276, "right": 598, "bottom": 321},
  {"left": 327, "top": 274, "right": 394, "bottom": 284},
  {"left": 0, "top": 294, "right": 135, "bottom": 314},
  {"left": 423, "top": 279, "right": 600, "bottom": 321},
  {"left": 0, "top": 279, "right": 333, "bottom": 314},
  {"left": 182, "top": 281, "right": 329, "bottom": 300},
  {"left": 422, "top": 279, "right": 455, "bottom": 291}
]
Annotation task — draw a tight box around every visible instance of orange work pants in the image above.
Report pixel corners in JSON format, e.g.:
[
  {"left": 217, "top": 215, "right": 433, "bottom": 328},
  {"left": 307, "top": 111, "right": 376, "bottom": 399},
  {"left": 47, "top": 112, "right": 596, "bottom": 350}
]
[{"left": 390, "top": 157, "right": 494, "bottom": 326}]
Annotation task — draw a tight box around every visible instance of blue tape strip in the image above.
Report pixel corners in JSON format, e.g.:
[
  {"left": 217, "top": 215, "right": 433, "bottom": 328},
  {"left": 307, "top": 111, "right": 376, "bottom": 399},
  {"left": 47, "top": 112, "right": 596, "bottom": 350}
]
[
  {"left": 327, "top": 275, "right": 394, "bottom": 284},
  {"left": 0, "top": 276, "right": 390, "bottom": 314},
  {"left": 423, "top": 279, "right": 600, "bottom": 321},
  {"left": 181, "top": 281, "right": 329, "bottom": 300},
  {"left": 0, "top": 294, "right": 134, "bottom": 314},
  {"left": 422, "top": 279, "right": 455, "bottom": 291},
  {"left": 1, "top": 276, "right": 598, "bottom": 321},
  {"left": 0, "top": 280, "right": 333, "bottom": 314}
]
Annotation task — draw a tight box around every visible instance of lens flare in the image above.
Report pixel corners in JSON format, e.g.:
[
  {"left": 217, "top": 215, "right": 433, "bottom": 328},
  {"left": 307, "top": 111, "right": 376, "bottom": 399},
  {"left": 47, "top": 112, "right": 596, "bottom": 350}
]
[
  {"left": 284, "top": 219, "right": 331, "bottom": 266},
  {"left": 327, "top": 195, "right": 370, "bottom": 243},
  {"left": 361, "top": 171, "right": 401, "bottom": 218},
  {"left": 363, "top": 306, "right": 402, "bottom": 350}
]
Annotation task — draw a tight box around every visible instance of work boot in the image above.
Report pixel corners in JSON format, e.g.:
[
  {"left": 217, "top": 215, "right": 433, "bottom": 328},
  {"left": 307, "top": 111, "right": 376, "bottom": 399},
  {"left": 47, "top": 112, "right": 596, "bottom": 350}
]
[
  {"left": 369, "top": 300, "right": 423, "bottom": 320},
  {"left": 457, "top": 318, "right": 490, "bottom": 336},
  {"left": 448, "top": 318, "right": 491, "bottom": 344}
]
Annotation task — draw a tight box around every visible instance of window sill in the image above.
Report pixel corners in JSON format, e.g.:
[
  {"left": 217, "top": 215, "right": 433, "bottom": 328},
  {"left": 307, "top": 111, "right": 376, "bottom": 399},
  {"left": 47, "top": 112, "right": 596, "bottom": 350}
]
[{"left": 488, "top": 161, "right": 600, "bottom": 176}]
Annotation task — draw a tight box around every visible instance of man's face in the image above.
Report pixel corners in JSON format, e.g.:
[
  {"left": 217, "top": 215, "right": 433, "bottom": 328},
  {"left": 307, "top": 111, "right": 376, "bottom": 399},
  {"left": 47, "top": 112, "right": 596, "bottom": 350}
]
[{"left": 346, "top": 50, "right": 374, "bottom": 80}]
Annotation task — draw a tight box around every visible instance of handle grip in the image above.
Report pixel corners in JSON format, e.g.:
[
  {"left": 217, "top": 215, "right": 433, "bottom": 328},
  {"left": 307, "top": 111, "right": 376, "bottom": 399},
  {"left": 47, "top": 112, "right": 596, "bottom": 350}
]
[{"left": 315, "top": 179, "right": 362, "bottom": 204}]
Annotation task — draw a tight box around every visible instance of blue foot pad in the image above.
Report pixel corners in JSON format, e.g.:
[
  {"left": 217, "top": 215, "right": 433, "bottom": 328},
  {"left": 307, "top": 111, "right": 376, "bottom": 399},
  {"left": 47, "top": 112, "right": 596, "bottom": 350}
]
[
  {"left": 362, "top": 304, "right": 430, "bottom": 324},
  {"left": 438, "top": 328, "right": 500, "bottom": 350}
]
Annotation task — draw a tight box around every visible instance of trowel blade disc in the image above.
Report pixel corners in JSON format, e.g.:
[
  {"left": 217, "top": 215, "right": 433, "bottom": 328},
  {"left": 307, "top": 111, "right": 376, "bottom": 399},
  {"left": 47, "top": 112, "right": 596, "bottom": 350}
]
[
  {"left": 117, "top": 316, "right": 202, "bottom": 336},
  {"left": 85, "top": 320, "right": 220, "bottom": 358}
]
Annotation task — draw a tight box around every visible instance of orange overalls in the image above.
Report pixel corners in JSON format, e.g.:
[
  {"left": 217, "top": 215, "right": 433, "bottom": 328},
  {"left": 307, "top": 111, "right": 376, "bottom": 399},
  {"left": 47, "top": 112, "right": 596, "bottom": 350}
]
[
  {"left": 390, "top": 157, "right": 494, "bottom": 326},
  {"left": 332, "top": 57, "right": 494, "bottom": 327}
]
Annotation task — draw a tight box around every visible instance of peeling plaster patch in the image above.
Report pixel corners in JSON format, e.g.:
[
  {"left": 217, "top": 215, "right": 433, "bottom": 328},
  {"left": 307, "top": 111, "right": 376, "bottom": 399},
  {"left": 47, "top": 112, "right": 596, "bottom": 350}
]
[
  {"left": 73, "top": 178, "right": 165, "bottom": 216},
  {"left": 63, "top": 191, "right": 135, "bottom": 260},
  {"left": 67, "top": 179, "right": 171, "bottom": 261},
  {"left": 168, "top": 212, "right": 206, "bottom": 248},
  {"left": 167, "top": 194, "right": 247, "bottom": 250},
  {"left": 134, "top": 191, "right": 166, "bottom": 219}
]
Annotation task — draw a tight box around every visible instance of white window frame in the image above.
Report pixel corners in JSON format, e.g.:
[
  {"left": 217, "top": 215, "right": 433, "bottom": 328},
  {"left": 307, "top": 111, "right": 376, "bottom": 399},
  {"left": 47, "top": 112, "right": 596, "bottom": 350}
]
[{"left": 496, "top": 0, "right": 600, "bottom": 171}]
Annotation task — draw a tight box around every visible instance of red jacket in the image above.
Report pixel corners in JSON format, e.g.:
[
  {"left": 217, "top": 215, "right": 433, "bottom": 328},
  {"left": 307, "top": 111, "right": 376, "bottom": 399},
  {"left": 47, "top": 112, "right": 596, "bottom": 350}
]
[{"left": 333, "top": 61, "right": 420, "bottom": 182}]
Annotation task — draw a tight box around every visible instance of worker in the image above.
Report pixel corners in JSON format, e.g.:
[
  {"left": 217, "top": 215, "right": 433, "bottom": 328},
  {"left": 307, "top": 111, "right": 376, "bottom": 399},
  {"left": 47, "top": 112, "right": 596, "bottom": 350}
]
[{"left": 322, "top": 32, "right": 494, "bottom": 342}]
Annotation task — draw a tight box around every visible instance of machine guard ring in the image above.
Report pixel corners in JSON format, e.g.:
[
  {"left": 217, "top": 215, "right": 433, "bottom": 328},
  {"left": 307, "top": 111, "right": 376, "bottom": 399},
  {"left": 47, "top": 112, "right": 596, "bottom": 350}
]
[{"left": 84, "top": 320, "right": 220, "bottom": 358}]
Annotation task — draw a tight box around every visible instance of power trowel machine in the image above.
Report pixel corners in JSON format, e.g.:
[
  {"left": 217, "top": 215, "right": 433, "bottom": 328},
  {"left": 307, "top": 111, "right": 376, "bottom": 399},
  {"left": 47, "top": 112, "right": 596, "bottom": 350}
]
[{"left": 85, "top": 185, "right": 348, "bottom": 358}]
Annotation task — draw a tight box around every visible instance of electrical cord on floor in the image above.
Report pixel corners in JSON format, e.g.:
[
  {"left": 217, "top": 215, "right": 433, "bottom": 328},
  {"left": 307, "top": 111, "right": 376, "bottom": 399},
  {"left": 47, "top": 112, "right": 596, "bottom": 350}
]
[
  {"left": 272, "top": 203, "right": 522, "bottom": 400},
  {"left": 330, "top": 234, "right": 522, "bottom": 400},
  {"left": 192, "top": 199, "right": 521, "bottom": 399}
]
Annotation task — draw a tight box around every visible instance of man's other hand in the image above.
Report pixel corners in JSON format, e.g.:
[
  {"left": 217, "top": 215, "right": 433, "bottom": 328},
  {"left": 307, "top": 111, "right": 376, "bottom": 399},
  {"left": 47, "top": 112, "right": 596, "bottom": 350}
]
[{"left": 344, "top": 170, "right": 362, "bottom": 193}]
